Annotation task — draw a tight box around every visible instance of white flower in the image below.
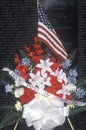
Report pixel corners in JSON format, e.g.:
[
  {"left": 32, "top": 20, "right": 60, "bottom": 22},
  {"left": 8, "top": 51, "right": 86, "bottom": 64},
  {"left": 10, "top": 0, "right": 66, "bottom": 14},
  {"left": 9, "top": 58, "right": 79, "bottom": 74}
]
[
  {"left": 29, "top": 71, "right": 43, "bottom": 88},
  {"left": 36, "top": 58, "right": 53, "bottom": 73},
  {"left": 64, "top": 84, "right": 76, "bottom": 92},
  {"left": 15, "top": 88, "right": 24, "bottom": 98},
  {"left": 56, "top": 86, "right": 70, "bottom": 99},
  {"left": 40, "top": 71, "right": 51, "bottom": 89},
  {"left": 52, "top": 69, "right": 67, "bottom": 84},
  {"left": 56, "top": 84, "right": 76, "bottom": 99},
  {"left": 15, "top": 77, "right": 26, "bottom": 87}
]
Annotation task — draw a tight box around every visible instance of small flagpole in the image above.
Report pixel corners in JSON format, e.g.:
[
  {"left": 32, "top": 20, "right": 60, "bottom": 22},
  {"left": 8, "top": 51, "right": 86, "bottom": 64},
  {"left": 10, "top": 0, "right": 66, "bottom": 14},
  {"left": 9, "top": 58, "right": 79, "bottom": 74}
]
[
  {"left": 37, "top": 0, "right": 40, "bottom": 17},
  {"left": 37, "top": 0, "right": 40, "bottom": 9},
  {"left": 37, "top": 0, "right": 41, "bottom": 45},
  {"left": 67, "top": 117, "right": 75, "bottom": 130},
  {"left": 13, "top": 121, "right": 19, "bottom": 130}
]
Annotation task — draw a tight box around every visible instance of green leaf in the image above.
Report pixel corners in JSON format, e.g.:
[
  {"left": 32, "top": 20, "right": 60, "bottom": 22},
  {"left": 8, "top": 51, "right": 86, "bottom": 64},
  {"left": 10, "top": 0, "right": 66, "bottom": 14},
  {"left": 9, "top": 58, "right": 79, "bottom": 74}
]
[
  {"left": 69, "top": 49, "right": 77, "bottom": 61},
  {"left": 1, "top": 72, "right": 15, "bottom": 85},
  {"left": 1, "top": 80, "right": 13, "bottom": 85},
  {"left": 70, "top": 105, "right": 86, "bottom": 115},
  {"left": 19, "top": 50, "right": 27, "bottom": 58},
  {"left": 0, "top": 105, "right": 15, "bottom": 109},
  {"left": 0, "top": 111, "right": 22, "bottom": 129}
]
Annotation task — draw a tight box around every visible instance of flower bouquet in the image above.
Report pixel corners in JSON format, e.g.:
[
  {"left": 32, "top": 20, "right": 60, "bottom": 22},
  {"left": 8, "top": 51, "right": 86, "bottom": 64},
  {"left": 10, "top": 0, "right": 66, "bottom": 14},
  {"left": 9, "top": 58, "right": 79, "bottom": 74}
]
[{"left": 1, "top": 36, "right": 86, "bottom": 130}]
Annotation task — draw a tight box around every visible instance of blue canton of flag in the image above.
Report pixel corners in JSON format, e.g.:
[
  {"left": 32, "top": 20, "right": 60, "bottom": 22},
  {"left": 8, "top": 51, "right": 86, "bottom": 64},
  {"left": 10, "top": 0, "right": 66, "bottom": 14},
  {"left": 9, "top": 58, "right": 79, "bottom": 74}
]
[{"left": 38, "top": 4, "right": 68, "bottom": 61}]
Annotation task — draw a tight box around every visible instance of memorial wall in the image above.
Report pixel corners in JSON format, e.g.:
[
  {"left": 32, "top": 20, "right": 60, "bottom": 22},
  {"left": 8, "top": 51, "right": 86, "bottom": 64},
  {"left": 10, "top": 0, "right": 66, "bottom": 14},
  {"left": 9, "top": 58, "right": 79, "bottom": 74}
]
[
  {"left": 77, "top": 0, "right": 86, "bottom": 77},
  {"left": 0, "top": 0, "right": 86, "bottom": 129}
]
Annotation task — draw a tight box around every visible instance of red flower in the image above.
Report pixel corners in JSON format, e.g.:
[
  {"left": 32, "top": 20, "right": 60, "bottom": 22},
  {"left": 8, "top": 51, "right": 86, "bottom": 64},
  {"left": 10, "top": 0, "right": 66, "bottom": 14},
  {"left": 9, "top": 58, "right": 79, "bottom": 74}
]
[
  {"left": 14, "top": 54, "right": 21, "bottom": 64},
  {"left": 32, "top": 55, "right": 43, "bottom": 63},
  {"left": 33, "top": 44, "right": 41, "bottom": 49},
  {"left": 34, "top": 68, "right": 41, "bottom": 74},
  {"left": 19, "top": 87, "right": 36, "bottom": 104},
  {"left": 20, "top": 66, "right": 28, "bottom": 76},
  {"left": 24, "top": 45, "right": 31, "bottom": 53},
  {"left": 35, "top": 49, "right": 44, "bottom": 55},
  {"left": 34, "top": 36, "right": 39, "bottom": 43},
  {"left": 14, "top": 54, "right": 19, "bottom": 57},
  {"left": 22, "top": 73, "right": 29, "bottom": 81},
  {"left": 28, "top": 52, "right": 35, "bottom": 57},
  {"left": 66, "top": 94, "right": 72, "bottom": 100},
  {"left": 45, "top": 86, "right": 57, "bottom": 96},
  {"left": 16, "top": 64, "right": 29, "bottom": 80},
  {"left": 56, "top": 62, "right": 62, "bottom": 69},
  {"left": 49, "top": 75, "right": 57, "bottom": 85},
  {"left": 45, "top": 86, "right": 63, "bottom": 98},
  {"left": 55, "top": 81, "right": 63, "bottom": 90},
  {"left": 51, "top": 63, "right": 61, "bottom": 71},
  {"left": 51, "top": 64, "right": 56, "bottom": 72},
  {"left": 46, "top": 86, "right": 72, "bottom": 100},
  {"left": 14, "top": 58, "right": 21, "bottom": 64},
  {"left": 50, "top": 56, "right": 57, "bottom": 62},
  {"left": 55, "top": 93, "right": 63, "bottom": 98},
  {"left": 55, "top": 93, "right": 72, "bottom": 100},
  {"left": 16, "top": 64, "right": 22, "bottom": 71}
]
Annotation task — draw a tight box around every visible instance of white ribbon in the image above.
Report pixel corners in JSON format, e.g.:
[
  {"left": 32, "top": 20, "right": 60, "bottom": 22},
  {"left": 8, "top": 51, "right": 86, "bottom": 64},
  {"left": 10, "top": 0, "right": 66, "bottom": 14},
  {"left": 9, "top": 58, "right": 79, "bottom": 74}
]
[{"left": 22, "top": 94, "right": 69, "bottom": 130}]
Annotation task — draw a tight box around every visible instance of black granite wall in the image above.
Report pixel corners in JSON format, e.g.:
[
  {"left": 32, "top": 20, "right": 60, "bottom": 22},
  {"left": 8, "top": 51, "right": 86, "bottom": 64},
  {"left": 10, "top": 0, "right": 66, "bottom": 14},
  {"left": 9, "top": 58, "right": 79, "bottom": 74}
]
[{"left": 0, "top": 0, "right": 37, "bottom": 72}]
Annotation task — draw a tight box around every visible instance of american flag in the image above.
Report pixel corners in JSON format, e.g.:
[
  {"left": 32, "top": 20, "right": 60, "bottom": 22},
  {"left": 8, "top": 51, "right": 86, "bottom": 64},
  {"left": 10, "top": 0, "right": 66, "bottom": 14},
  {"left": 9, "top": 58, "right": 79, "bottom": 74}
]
[{"left": 38, "top": 4, "right": 68, "bottom": 61}]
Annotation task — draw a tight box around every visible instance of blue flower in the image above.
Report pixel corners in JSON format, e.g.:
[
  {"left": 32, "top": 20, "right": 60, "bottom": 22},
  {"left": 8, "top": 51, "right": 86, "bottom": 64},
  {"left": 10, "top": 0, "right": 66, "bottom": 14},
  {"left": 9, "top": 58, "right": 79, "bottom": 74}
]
[
  {"left": 22, "top": 58, "right": 30, "bottom": 67},
  {"left": 5, "top": 84, "right": 13, "bottom": 93},
  {"left": 14, "top": 69, "right": 20, "bottom": 76},
  {"left": 62, "top": 59, "right": 71, "bottom": 69},
  {"left": 76, "top": 88, "right": 86, "bottom": 99},
  {"left": 68, "top": 69, "right": 78, "bottom": 78},
  {"left": 68, "top": 76, "right": 77, "bottom": 85}
]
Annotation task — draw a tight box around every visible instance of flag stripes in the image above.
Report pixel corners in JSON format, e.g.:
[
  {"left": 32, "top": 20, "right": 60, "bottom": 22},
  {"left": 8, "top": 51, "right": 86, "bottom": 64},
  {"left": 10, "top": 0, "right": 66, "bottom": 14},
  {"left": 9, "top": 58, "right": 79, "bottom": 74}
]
[
  {"left": 38, "top": 22, "right": 68, "bottom": 60},
  {"left": 38, "top": 4, "right": 68, "bottom": 61}
]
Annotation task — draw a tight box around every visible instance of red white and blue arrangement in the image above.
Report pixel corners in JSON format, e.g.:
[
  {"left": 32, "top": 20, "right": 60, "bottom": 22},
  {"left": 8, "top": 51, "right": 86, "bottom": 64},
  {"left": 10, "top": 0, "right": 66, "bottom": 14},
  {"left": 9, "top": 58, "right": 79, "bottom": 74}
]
[{"left": 1, "top": 3, "right": 86, "bottom": 130}]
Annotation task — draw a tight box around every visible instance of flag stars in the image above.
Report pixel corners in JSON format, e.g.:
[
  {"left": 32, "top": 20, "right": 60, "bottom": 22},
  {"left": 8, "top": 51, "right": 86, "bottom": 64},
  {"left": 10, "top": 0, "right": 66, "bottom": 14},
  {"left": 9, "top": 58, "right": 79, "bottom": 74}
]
[{"left": 38, "top": 4, "right": 53, "bottom": 30}]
